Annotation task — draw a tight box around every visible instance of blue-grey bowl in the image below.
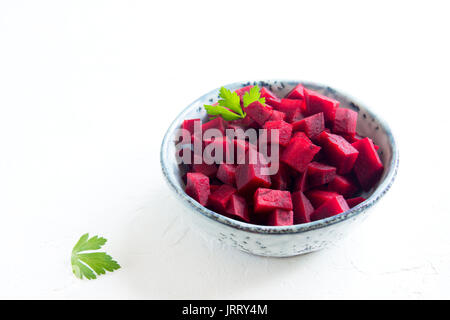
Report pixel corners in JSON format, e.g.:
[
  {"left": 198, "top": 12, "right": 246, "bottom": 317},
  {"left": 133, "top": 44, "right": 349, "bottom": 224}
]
[{"left": 160, "top": 80, "right": 399, "bottom": 257}]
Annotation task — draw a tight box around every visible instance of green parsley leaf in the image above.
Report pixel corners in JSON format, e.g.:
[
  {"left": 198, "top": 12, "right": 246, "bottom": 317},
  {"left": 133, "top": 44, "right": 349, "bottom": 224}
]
[
  {"left": 242, "top": 85, "right": 265, "bottom": 108},
  {"left": 218, "top": 87, "right": 243, "bottom": 116},
  {"left": 204, "top": 105, "right": 243, "bottom": 121},
  {"left": 203, "top": 85, "right": 266, "bottom": 121},
  {"left": 71, "top": 233, "right": 121, "bottom": 280}
]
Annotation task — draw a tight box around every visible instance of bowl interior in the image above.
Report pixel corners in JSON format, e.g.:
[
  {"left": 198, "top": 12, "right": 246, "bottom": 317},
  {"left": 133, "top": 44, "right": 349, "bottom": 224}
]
[{"left": 161, "top": 80, "right": 398, "bottom": 234}]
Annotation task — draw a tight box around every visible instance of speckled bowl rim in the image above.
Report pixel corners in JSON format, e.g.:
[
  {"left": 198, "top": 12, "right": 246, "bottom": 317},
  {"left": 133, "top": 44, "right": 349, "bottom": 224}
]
[{"left": 160, "top": 80, "right": 399, "bottom": 235}]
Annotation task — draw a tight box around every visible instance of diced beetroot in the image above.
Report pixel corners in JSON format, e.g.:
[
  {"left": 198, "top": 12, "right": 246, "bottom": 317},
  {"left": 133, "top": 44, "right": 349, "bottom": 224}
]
[
  {"left": 207, "top": 184, "right": 236, "bottom": 213},
  {"left": 245, "top": 101, "right": 273, "bottom": 126},
  {"left": 306, "top": 190, "right": 340, "bottom": 208},
  {"left": 216, "top": 163, "right": 236, "bottom": 185},
  {"left": 292, "top": 191, "right": 314, "bottom": 224},
  {"left": 310, "top": 195, "right": 349, "bottom": 221},
  {"left": 236, "top": 147, "right": 269, "bottom": 167},
  {"left": 344, "top": 133, "right": 361, "bottom": 144},
  {"left": 225, "top": 194, "right": 250, "bottom": 222},
  {"left": 307, "top": 162, "right": 337, "bottom": 187},
  {"left": 229, "top": 115, "right": 258, "bottom": 129},
  {"left": 209, "top": 184, "right": 220, "bottom": 193},
  {"left": 346, "top": 197, "right": 366, "bottom": 208},
  {"left": 234, "top": 85, "right": 253, "bottom": 97},
  {"left": 190, "top": 153, "right": 217, "bottom": 177},
  {"left": 292, "top": 112, "right": 325, "bottom": 139},
  {"left": 235, "top": 163, "right": 271, "bottom": 195},
  {"left": 265, "top": 97, "right": 282, "bottom": 109},
  {"left": 278, "top": 99, "right": 304, "bottom": 122},
  {"left": 226, "top": 122, "right": 245, "bottom": 132},
  {"left": 304, "top": 89, "right": 339, "bottom": 123},
  {"left": 352, "top": 137, "right": 384, "bottom": 191},
  {"left": 333, "top": 108, "right": 358, "bottom": 136},
  {"left": 290, "top": 108, "right": 304, "bottom": 122},
  {"left": 317, "top": 131, "right": 359, "bottom": 174},
  {"left": 346, "top": 133, "right": 380, "bottom": 151},
  {"left": 271, "top": 163, "right": 290, "bottom": 191},
  {"left": 262, "top": 120, "right": 293, "bottom": 147},
  {"left": 202, "top": 117, "right": 226, "bottom": 135},
  {"left": 253, "top": 188, "right": 293, "bottom": 213},
  {"left": 281, "top": 132, "right": 321, "bottom": 173},
  {"left": 192, "top": 162, "right": 218, "bottom": 177},
  {"left": 203, "top": 136, "right": 234, "bottom": 163},
  {"left": 286, "top": 84, "right": 306, "bottom": 100},
  {"left": 268, "top": 209, "right": 293, "bottom": 226},
  {"left": 260, "top": 87, "right": 278, "bottom": 100},
  {"left": 181, "top": 119, "right": 201, "bottom": 135},
  {"left": 293, "top": 167, "right": 309, "bottom": 192},
  {"left": 267, "top": 110, "right": 286, "bottom": 122},
  {"left": 328, "top": 174, "right": 358, "bottom": 197},
  {"left": 181, "top": 83, "right": 384, "bottom": 226},
  {"left": 233, "top": 139, "right": 252, "bottom": 164},
  {"left": 249, "top": 208, "right": 268, "bottom": 225},
  {"left": 185, "top": 172, "right": 210, "bottom": 206}
]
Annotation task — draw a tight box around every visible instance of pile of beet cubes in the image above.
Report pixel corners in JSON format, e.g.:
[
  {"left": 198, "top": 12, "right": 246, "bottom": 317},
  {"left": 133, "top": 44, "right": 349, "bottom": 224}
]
[{"left": 180, "top": 84, "right": 384, "bottom": 226}]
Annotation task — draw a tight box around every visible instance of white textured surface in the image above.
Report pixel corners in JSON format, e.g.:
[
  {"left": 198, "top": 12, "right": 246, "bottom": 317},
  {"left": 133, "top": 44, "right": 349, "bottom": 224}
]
[{"left": 0, "top": 1, "right": 449, "bottom": 299}]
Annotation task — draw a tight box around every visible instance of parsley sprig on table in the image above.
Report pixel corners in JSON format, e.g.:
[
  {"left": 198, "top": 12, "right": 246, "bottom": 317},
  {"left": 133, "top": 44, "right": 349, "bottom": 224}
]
[
  {"left": 204, "top": 85, "right": 265, "bottom": 121},
  {"left": 71, "top": 233, "right": 121, "bottom": 280}
]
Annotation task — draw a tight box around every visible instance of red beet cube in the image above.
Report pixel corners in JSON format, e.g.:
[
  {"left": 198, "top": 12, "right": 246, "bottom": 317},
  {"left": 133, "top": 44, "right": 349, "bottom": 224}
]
[
  {"left": 181, "top": 119, "right": 201, "bottom": 135},
  {"left": 311, "top": 195, "right": 349, "bottom": 221},
  {"left": 345, "top": 133, "right": 380, "bottom": 151},
  {"left": 191, "top": 153, "right": 218, "bottom": 177},
  {"left": 262, "top": 120, "right": 293, "bottom": 147},
  {"left": 271, "top": 164, "right": 290, "bottom": 191},
  {"left": 254, "top": 188, "right": 293, "bottom": 213},
  {"left": 225, "top": 194, "right": 250, "bottom": 222},
  {"left": 293, "top": 167, "right": 309, "bottom": 192},
  {"left": 229, "top": 115, "right": 258, "bottom": 129},
  {"left": 234, "top": 85, "right": 253, "bottom": 97},
  {"left": 226, "top": 122, "right": 245, "bottom": 132},
  {"left": 209, "top": 184, "right": 220, "bottom": 193},
  {"left": 202, "top": 117, "right": 226, "bottom": 135},
  {"left": 185, "top": 172, "right": 210, "bottom": 206},
  {"left": 268, "top": 209, "right": 293, "bottom": 226},
  {"left": 346, "top": 197, "right": 366, "bottom": 208},
  {"left": 317, "top": 131, "right": 359, "bottom": 174},
  {"left": 260, "top": 87, "right": 279, "bottom": 100},
  {"left": 235, "top": 163, "right": 271, "bottom": 195},
  {"left": 249, "top": 208, "right": 268, "bottom": 225},
  {"left": 207, "top": 184, "right": 236, "bottom": 213},
  {"left": 203, "top": 136, "right": 234, "bottom": 163},
  {"left": 245, "top": 101, "right": 273, "bottom": 126},
  {"left": 286, "top": 84, "right": 306, "bottom": 100},
  {"left": 292, "top": 191, "right": 314, "bottom": 224},
  {"left": 352, "top": 138, "right": 384, "bottom": 191},
  {"left": 278, "top": 99, "right": 304, "bottom": 122},
  {"left": 306, "top": 190, "right": 340, "bottom": 208},
  {"left": 281, "top": 132, "right": 321, "bottom": 173},
  {"left": 292, "top": 112, "right": 325, "bottom": 139},
  {"left": 307, "top": 162, "right": 337, "bottom": 187},
  {"left": 328, "top": 174, "right": 358, "bottom": 197},
  {"left": 333, "top": 108, "right": 358, "bottom": 136},
  {"left": 216, "top": 163, "right": 236, "bottom": 186},
  {"left": 291, "top": 108, "right": 304, "bottom": 122},
  {"left": 268, "top": 110, "right": 286, "bottom": 122},
  {"left": 192, "top": 162, "right": 218, "bottom": 177},
  {"left": 265, "top": 97, "right": 282, "bottom": 109},
  {"left": 304, "top": 89, "right": 339, "bottom": 123}
]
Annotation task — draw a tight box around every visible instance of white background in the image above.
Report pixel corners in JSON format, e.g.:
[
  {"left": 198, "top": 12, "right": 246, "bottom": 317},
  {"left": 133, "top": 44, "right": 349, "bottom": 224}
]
[{"left": 1, "top": 0, "right": 449, "bottom": 299}]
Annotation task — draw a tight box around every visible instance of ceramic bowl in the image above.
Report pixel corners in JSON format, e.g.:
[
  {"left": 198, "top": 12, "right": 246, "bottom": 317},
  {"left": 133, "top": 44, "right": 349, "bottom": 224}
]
[{"left": 160, "top": 80, "right": 398, "bottom": 257}]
